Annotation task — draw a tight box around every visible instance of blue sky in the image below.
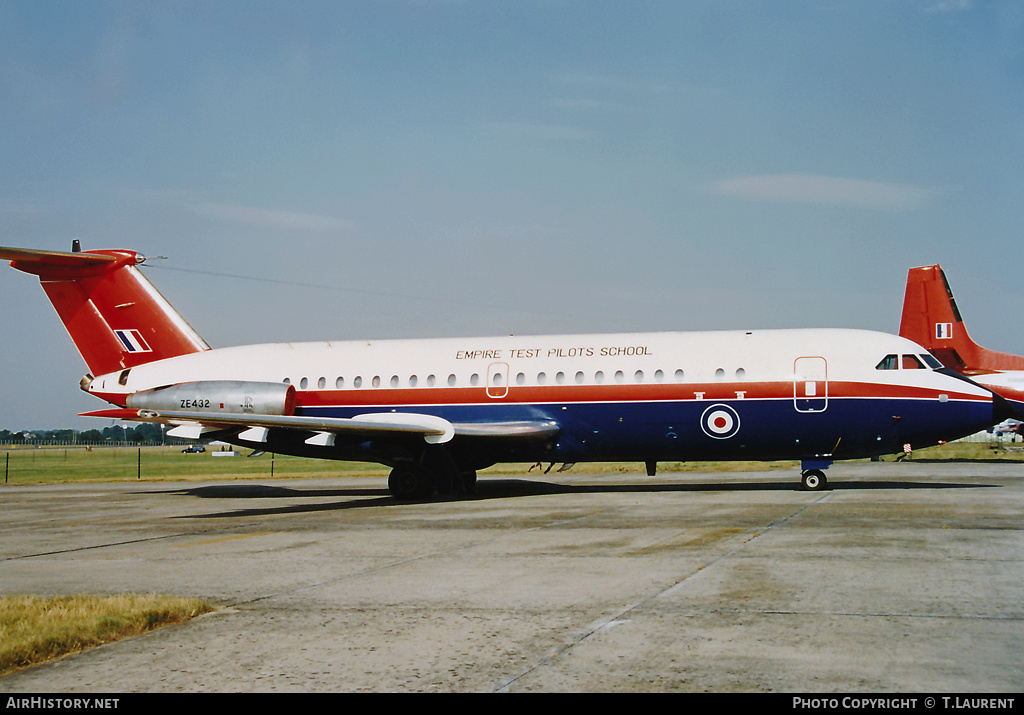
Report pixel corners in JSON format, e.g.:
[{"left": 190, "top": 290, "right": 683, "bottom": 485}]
[{"left": 2, "top": 0, "right": 1022, "bottom": 428}]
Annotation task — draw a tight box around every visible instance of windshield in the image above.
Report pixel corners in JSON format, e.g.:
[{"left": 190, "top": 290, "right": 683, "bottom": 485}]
[{"left": 876, "top": 353, "right": 944, "bottom": 370}]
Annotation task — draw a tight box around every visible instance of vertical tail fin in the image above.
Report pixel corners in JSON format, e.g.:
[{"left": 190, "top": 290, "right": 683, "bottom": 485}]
[
  {"left": 899, "top": 264, "right": 1024, "bottom": 372},
  {"left": 1, "top": 245, "right": 210, "bottom": 377}
]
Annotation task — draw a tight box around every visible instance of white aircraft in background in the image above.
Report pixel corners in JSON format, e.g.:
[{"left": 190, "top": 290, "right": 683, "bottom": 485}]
[
  {"left": 900, "top": 264, "right": 1024, "bottom": 419},
  {"left": 1, "top": 244, "right": 1006, "bottom": 498}
]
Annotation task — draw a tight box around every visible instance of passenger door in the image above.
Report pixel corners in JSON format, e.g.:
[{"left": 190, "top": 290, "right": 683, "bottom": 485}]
[
  {"left": 487, "top": 362, "right": 509, "bottom": 399},
  {"left": 794, "top": 356, "right": 828, "bottom": 413}
]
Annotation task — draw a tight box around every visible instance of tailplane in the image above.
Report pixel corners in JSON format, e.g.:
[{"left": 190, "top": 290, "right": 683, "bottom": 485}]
[
  {"left": 1, "top": 243, "right": 210, "bottom": 377},
  {"left": 899, "top": 264, "right": 1024, "bottom": 373}
]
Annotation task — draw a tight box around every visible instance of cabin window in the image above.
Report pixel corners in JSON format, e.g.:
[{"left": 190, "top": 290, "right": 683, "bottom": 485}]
[
  {"left": 715, "top": 368, "right": 725, "bottom": 379},
  {"left": 471, "top": 373, "right": 480, "bottom": 386},
  {"left": 615, "top": 370, "right": 625, "bottom": 383},
  {"left": 300, "top": 377, "right": 308, "bottom": 389},
  {"left": 318, "top": 377, "right": 326, "bottom": 389},
  {"left": 283, "top": 378, "right": 291, "bottom": 384},
  {"left": 735, "top": 368, "right": 746, "bottom": 379},
  {"left": 575, "top": 371, "right": 585, "bottom": 384},
  {"left": 654, "top": 369, "right": 664, "bottom": 382},
  {"left": 448, "top": 374, "right": 457, "bottom": 387},
  {"left": 595, "top": 371, "right": 605, "bottom": 384},
  {"left": 335, "top": 377, "right": 344, "bottom": 389},
  {"left": 516, "top": 372, "right": 526, "bottom": 385},
  {"left": 675, "top": 369, "right": 684, "bottom": 381},
  {"left": 372, "top": 376, "right": 381, "bottom": 388},
  {"left": 409, "top": 375, "right": 418, "bottom": 387},
  {"left": 427, "top": 374, "right": 436, "bottom": 386},
  {"left": 537, "top": 372, "right": 547, "bottom": 384},
  {"left": 635, "top": 370, "right": 644, "bottom": 383},
  {"left": 556, "top": 372, "right": 566, "bottom": 384},
  {"left": 390, "top": 375, "right": 400, "bottom": 387},
  {"left": 118, "top": 369, "right": 130, "bottom": 386},
  {"left": 354, "top": 376, "right": 363, "bottom": 388},
  {"left": 876, "top": 355, "right": 898, "bottom": 370}
]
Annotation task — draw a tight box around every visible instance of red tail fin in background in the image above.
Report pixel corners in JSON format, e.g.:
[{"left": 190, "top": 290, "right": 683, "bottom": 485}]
[
  {"left": 1, "top": 244, "right": 210, "bottom": 377},
  {"left": 899, "top": 264, "right": 1024, "bottom": 373}
]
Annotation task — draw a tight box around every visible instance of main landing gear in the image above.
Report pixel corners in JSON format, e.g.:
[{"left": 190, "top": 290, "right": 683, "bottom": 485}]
[
  {"left": 387, "top": 465, "right": 430, "bottom": 500},
  {"left": 387, "top": 448, "right": 476, "bottom": 501}
]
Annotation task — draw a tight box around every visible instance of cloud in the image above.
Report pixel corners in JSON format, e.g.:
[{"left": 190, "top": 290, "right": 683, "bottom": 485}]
[
  {"left": 549, "top": 97, "right": 634, "bottom": 113},
  {"left": 923, "top": 0, "right": 972, "bottom": 14},
  {"left": 480, "top": 121, "right": 598, "bottom": 142},
  {"left": 709, "top": 174, "right": 941, "bottom": 210},
  {"left": 548, "top": 71, "right": 674, "bottom": 95},
  {"left": 193, "top": 203, "right": 354, "bottom": 232}
]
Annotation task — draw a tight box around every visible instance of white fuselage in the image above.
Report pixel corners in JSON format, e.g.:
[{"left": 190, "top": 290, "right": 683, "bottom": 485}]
[{"left": 85, "top": 327, "right": 998, "bottom": 467}]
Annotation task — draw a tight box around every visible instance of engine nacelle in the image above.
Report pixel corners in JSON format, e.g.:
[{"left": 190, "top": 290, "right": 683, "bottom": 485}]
[{"left": 126, "top": 381, "right": 296, "bottom": 415}]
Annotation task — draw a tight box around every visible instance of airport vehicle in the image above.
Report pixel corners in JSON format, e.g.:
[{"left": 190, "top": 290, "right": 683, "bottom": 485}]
[
  {"left": 900, "top": 264, "right": 1024, "bottom": 419},
  {"left": 0, "top": 244, "right": 1006, "bottom": 498}
]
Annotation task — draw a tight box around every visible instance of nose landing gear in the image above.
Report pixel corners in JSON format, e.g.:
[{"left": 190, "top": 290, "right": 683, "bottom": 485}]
[
  {"left": 800, "top": 457, "right": 832, "bottom": 491},
  {"left": 800, "top": 468, "right": 827, "bottom": 491}
]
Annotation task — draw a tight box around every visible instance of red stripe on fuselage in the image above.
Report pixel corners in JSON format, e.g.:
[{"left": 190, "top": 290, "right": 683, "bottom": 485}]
[
  {"left": 88, "top": 381, "right": 989, "bottom": 412},
  {"left": 291, "top": 380, "right": 988, "bottom": 409}
]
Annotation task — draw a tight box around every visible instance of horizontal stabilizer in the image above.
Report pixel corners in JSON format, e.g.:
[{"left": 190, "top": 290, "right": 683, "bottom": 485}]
[{"left": 0, "top": 246, "right": 119, "bottom": 272}]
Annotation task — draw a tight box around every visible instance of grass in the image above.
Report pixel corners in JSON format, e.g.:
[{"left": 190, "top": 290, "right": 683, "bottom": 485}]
[
  {"left": 0, "top": 444, "right": 391, "bottom": 484},
  {"left": 0, "top": 594, "right": 214, "bottom": 675},
  {"left": 1, "top": 439, "right": 1022, "bottom": 485}
]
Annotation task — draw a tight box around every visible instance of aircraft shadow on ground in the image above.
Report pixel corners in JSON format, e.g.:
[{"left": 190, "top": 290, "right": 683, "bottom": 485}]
[
  {"left": 905, "top": 457, "right": 1024, "bottom": 464},
  {"left": 164, "top": 477, "right": 997, "bottom": 520}
]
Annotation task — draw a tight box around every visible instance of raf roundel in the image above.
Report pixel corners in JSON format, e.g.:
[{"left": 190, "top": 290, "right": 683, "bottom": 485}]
[{"left": 700, "top": 403, "right": 741, "bottom": 439}]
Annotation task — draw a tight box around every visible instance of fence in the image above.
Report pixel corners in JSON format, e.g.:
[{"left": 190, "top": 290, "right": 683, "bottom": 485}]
[{"left": 0, "top": 445, "right": 382, "bottom": 484}]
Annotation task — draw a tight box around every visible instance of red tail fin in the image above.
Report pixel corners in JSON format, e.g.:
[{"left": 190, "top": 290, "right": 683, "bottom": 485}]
[
  {"left": 1, "top": 245, "right": 210, "bottom": 376},
  {"left": 899, "top": 264, "right": 1024, "bottom": 373}
]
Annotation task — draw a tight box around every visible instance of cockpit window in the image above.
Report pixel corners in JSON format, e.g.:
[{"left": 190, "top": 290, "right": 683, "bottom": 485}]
[
  {"left": 877, "top": 353, "right": 944, "bottom": 371},
  {"left": 875, "top": 354, "right": 898, "bottom": 370}
]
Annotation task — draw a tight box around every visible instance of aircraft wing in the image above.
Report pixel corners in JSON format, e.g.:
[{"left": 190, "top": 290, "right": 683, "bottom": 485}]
[{"left": 81, "top": 408, "right": 561, "bottom": 446}]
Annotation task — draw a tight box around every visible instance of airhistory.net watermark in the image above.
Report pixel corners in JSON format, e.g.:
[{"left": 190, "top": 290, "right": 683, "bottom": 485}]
[{"left": 5, "top": 698, "right": 119, "bottom": 710}]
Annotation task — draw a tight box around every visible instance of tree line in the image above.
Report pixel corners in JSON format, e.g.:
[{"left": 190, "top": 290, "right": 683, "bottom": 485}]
[{"left": 1, "top": 423, "right": 190, "bottom": 445}]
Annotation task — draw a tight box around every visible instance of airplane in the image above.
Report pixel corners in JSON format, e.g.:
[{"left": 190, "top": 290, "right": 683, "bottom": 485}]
[
  {"left": 899, "top": 264, "right": 1024, "bottom": 419},
  {"left": 990, "top": 419, "right": 1023, "bottom": 439},
  {"left": 0, "top": 243, "right": 1008, "bottom": 498}
]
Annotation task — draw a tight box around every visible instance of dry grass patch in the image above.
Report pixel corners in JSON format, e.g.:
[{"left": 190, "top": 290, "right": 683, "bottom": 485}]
[{"left": 0, "top": 594, "right": 214, "bottom": 675}]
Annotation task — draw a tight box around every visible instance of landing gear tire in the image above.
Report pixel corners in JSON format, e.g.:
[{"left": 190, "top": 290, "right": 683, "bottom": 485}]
[
  {"left": 801, "top": 469, "right": 827, "bottom": 491},
  {"left": 388, "top": 466, "right": 432, "bottom": 501}
]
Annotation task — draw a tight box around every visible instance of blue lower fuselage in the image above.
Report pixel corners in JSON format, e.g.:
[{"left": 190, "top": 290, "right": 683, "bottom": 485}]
[{"left": 295, "top": 393, "right": 994, "bottom": 467}]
